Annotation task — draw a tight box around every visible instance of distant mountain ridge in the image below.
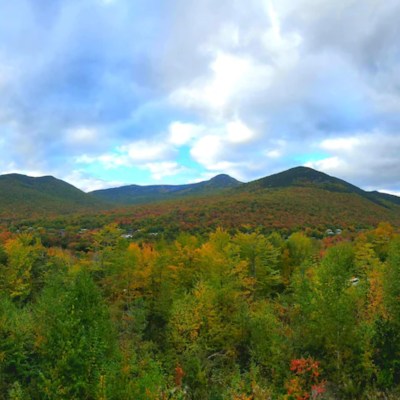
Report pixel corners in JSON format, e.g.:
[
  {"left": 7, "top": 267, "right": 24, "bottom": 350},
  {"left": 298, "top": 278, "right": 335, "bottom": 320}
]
[
  {"left": 0, "top": 173, "right": 104, "bottom": 217},
  {"left": 84, "top": 166, "right": 400, "bottom": 233},
  {"left": 90, "top": 174, "right": 243, "bottom": 204},
  {"left": 0, "top": 167, "right": 399, "bottom": 224}
]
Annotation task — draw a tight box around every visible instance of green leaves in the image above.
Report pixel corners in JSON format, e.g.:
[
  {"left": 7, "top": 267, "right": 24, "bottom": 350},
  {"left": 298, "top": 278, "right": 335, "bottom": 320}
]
[
  {"left": 34, "top": 272, "right": 117, "bottom": 399},
  {"left": 0, "top": 234, "right": 46, "bottom": 302},
  {"left": 0, "top": 225, "right": 400, "bottom": 398}
]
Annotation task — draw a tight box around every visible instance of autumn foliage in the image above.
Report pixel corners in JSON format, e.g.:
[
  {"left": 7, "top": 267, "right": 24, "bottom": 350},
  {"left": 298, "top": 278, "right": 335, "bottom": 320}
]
[
  {"left": 0, "top": 222, "right": 399, "bottom": 398},
  {"left": 285, "top": 358, "right": 325, "bottom": 400}
]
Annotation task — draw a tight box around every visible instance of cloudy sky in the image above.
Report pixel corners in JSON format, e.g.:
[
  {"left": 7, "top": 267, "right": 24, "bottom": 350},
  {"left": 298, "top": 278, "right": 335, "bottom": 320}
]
[{"left": 1, "top": 0, "right": 400, "bottom": 193}]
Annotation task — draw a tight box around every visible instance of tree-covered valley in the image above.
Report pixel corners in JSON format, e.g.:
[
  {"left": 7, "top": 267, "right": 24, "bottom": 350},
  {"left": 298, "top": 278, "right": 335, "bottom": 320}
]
[{"left": 1, "top": 167, "right": 400, "bottom": 399}]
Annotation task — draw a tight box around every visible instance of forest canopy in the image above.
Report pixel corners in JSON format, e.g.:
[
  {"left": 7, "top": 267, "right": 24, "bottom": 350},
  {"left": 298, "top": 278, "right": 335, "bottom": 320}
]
[{"left": 0, "top": 222, "right": 399, "bottom": 399}]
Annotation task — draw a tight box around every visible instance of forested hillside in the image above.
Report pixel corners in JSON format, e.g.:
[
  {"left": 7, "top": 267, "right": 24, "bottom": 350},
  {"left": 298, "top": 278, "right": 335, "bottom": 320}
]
[
  {"left": 2, "top": 168, "right": 400, "bottom": 234},
  {"left": 0, "top": 222, "right": 399, "bottom": 399},
  {"left": 81, "top": 185, "right": 400, "bottom": 242},
  {"left": 0, "top": 174, "right": 106, "bottom": 218},
  {"left": 90, "top": 174, "right": 242, "bottom": 205}
]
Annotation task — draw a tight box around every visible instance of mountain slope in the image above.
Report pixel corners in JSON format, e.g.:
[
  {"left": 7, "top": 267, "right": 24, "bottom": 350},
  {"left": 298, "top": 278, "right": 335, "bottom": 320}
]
[
  {"left": 240, "top": 166, "right": 400, "bottom": 208},
  {"left": 96, "top": 166, "right": 400, "bottom": 234},
  {"left": 90, "top": 174, "right": 242, "bottom": 204},
  {"left": 368, "top": 191, "right": 400, "bottom": 207},
  {"left": 1, "top": 167, "right": 400, "bottom": 231},
  {"left": 90, "top": 186, "right": 400, "bottom": 236},
  {"left": 244, "top": 166, "right": 364, "bottom": 193},
  {"left": 0, "top": 174, "right": 105, "bottom": 218}
]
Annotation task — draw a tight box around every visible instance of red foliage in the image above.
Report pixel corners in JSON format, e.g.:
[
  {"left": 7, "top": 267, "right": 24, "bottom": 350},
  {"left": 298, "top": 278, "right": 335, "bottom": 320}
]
[
  {"left": 174, "top": 364, "right": 185, "bottom": 387},
  {"left": 0, "top": 229, "right": 12, "bottom": 244},
  {"left": 286, "top": 358, "right": 326, "bottom": 400}
]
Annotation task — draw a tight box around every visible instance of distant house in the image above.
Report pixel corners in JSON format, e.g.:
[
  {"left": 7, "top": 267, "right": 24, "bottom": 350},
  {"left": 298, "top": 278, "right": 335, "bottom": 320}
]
[
  {"left": 350, "top": 277, "right": 359, "bottom": 286},
  {"left": 325, "top": 228, "right": 342, "bottom": 236},
  {"left": 121, "top": 234, "right": 133, "bottom": 239}
]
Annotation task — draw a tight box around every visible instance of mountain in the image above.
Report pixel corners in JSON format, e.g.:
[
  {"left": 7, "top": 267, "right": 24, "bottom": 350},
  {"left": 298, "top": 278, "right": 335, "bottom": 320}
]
[
  {"left": 368, "top": 190, "right": 400, "bottom": 206},
  {"left": 0, "top": 174, "right": 105, "bottom": 218},
  {"left": 90, "top": 174, "right": 242, "bottom": 204},
  {"left": 241, "top": 166, "right": 400, "bottom": 208},
  {"left": 243, "top": 166, "right": 365, "bottom": 193},
  {"left": 92, "top": 166, "right": 400, "bottom": 233},
  {"left": 1, "top": 167, "right": 400, "bottom": 231}
]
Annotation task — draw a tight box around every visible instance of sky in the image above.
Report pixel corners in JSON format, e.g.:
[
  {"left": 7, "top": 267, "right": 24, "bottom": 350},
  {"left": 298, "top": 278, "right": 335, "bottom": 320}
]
[{"left": 1, "top": 0, "right": 400, "bottom": 194}]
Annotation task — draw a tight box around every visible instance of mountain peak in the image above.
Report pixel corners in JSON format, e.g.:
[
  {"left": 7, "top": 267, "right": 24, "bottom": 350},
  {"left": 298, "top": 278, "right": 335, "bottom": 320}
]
[
  {"left": 0, "top": 172, "right": 103, "bottom": 217},
  {"left": 1, "top": 173, "right": 58, "bottom": 183},
  {"left": 208, "top": 174, "right": 242, "bottom": 186},
  {"left": 245, "top": 165, "right": 363, "bottom": 194},
  {"left": 90, "top": 174, "right": 242, "bottom": 204}
]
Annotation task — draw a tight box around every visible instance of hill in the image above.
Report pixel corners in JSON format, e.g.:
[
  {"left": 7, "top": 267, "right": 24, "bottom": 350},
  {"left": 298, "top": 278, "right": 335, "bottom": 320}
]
[
  {"left": 103, "top": 186, "right": 400, "bottom": 235},
  {"left": 90, "top": 166, "right": 400, "bottom": 235},
  {"left": 242, "top": 166, "right": 400, "bottom": 208},
  {"left": 244, "top": 166, "right": 363, "bottom": 192},
  {"left": 90, "top": 174, "right": 242, "bottom": 204},
  {"left": 0, "top": 174, "right": 105, "bottom": 219},
  {"left": 2, "top": 167, "right": 400, "bottom": 232}
]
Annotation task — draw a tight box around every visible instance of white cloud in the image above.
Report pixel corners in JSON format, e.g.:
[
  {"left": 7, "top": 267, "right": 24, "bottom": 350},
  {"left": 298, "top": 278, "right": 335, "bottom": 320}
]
[
  {"left": 77, "top": 137, "right": 176, "bottom": 169},
  {"left": 262, "top": 0, "right": 302, "bottom": 67},
  {"left": 185, "top": 117, "right": 274, "bottom": 181},
  {"left": 266, "top": 149, "right": 282, "bottom": 158},
  {"left": 120, "top": 140, "right": 175, "bottom": 163},
  {"left": 305, "top": 156, "right": 342, "bottom": 171},
  {"left": 170, "top": 51, "right": 270, "bottom": 112},
  {"left": 305, "top": 133, "right": 400, "bottom": 191},
  {"left": 168, "top": 0, "right": 302, "bottom": 118},
  {"left": 66, "top": 127, "right": 99, "bottom": 144},
  {"left": 189, "top": 131, "right": 256, "bottom": 180},
  {"left": 204, "top": 52, "right": 252, "bottom": 109},
  {"left": 226, "top": 119, "right": 254, "bottom": 143},
  {"left": 190, "top": 135, "right": 223, "bottom": 168},
  {"left": 76, "top": 136, "right": 185, "bottom": 182},
  {"left": 168, "top": 121, "right": 203, "bottom": 146},
  {"left": 320, "top": 137, "right": 361, "bottom": 152},
  {"left": 62, "top": 170, "right": 124, "bottom": 192},
  {"left": 76, "top": 153, "right": 130, "bottom": 169},
  {"left": 144, "top": 161, "right": 186, "bottom": 180}
]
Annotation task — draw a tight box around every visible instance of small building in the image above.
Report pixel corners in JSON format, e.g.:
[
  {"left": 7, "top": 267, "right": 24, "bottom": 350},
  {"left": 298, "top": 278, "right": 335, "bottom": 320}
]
[{"left": 350, "top": 277, "right": 359, "bottom": 286}]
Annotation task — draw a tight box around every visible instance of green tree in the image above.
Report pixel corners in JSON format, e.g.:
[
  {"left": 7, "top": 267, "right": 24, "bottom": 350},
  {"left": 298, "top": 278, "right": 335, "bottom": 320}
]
[
  {"left": 0, "top": 296, "right": 34, "bottom": 397},
  {"left": 374, "top": 236, "right": 400, "bottom": 387},
  {"left": 234, "top": 232, "right": 282, "bottom": 297},
  {"left": 34, "top": 271, "right": 118, "bottom": 399},
  {"left": 284, "top": 233, "right": 313, "bottom": 282},
  {"left": 1, "top": 235, "right": 46, "bottom": 302}
]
